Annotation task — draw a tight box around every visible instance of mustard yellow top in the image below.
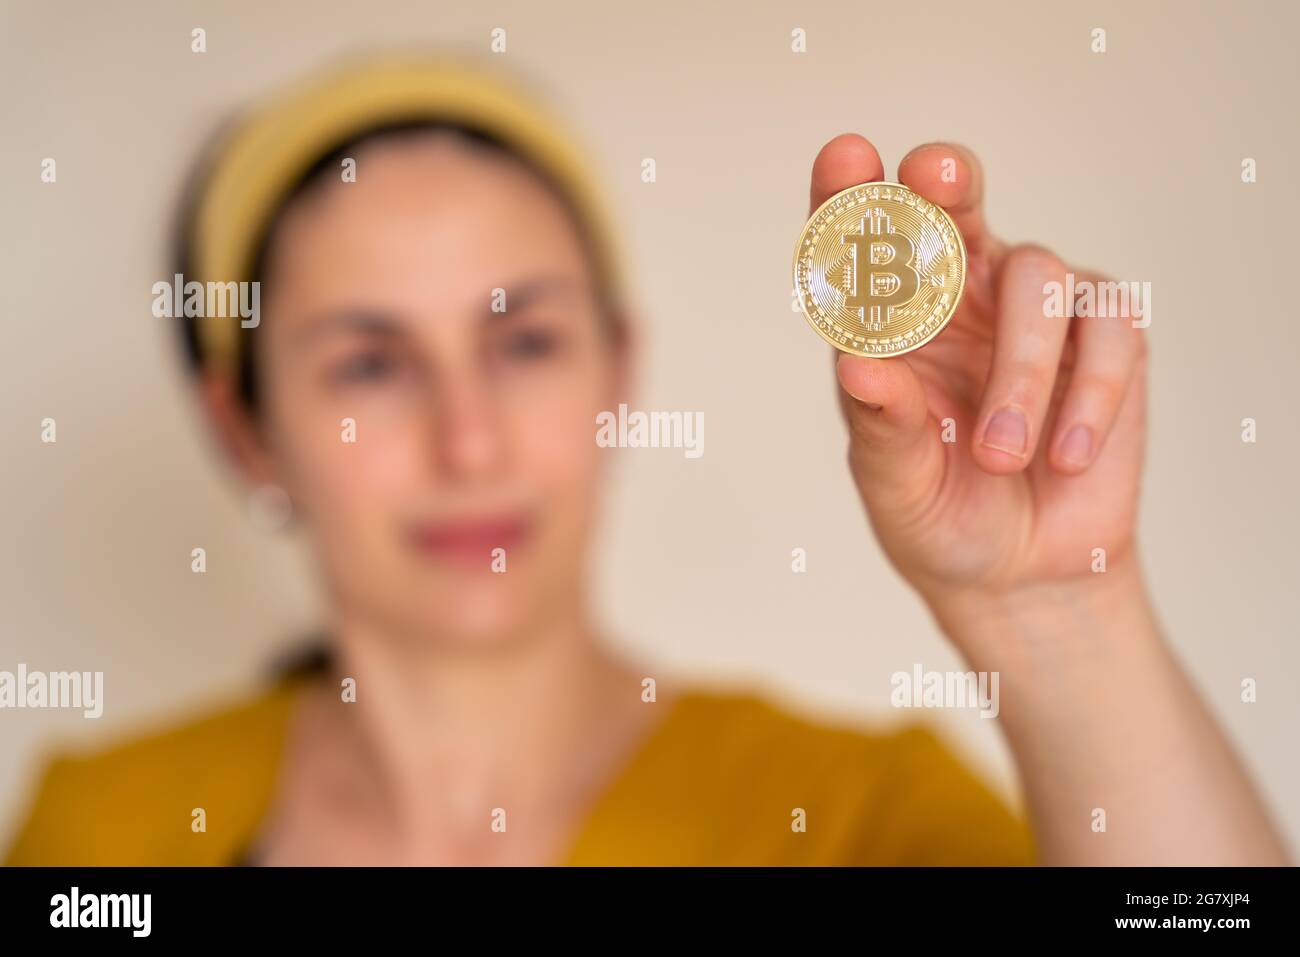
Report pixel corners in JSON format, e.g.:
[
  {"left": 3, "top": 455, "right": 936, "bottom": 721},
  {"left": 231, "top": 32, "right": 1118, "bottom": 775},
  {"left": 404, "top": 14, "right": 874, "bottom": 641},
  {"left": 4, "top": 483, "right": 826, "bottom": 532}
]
[{"left": 4, "top": 671, "right": 1034, "bottom": 866}]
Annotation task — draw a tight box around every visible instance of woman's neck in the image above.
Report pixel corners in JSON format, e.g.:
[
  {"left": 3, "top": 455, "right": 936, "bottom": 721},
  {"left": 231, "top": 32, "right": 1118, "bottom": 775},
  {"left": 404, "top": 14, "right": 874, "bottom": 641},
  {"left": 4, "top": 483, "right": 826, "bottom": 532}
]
[{"left": 311, "top": 606, "right": 653, "bottom": 845}]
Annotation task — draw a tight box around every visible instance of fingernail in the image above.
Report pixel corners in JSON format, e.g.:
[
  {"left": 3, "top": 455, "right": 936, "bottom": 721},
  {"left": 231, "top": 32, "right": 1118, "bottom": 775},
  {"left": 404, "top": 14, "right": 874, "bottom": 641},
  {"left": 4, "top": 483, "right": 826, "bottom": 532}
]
[
  {"left": 1058, "top": 424, "right": 1093, "bottom": 466},
  {"left": 982, "top": 408, "right": 1028, "bottom": 456}
]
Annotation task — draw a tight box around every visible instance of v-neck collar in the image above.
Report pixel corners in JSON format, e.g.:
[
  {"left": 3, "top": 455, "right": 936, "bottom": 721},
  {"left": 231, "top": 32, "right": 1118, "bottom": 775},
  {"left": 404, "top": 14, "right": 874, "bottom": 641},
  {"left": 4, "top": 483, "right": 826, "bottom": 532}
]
[
  {"left": 247, "top": 674, "right": 702, "bottom": 866},
  {"left": 560, "top": 689, "right": 704, "bottom": 865}
]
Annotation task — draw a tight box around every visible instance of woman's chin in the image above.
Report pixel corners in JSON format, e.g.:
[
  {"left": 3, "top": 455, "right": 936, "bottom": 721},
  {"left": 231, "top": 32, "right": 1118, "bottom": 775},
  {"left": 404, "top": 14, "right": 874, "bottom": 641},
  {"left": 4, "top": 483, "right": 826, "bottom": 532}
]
[{"left": 411, "top": 579, "right": 534, "bottom": 646}]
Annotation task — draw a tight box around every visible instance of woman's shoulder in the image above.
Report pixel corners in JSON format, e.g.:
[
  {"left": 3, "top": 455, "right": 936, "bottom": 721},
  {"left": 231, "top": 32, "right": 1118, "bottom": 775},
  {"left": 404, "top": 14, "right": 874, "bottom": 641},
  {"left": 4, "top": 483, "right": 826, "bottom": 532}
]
[
  {"left": 672, "top": 682, "right": 964, "bottom": 765},
  {"left": 656, "top": 684, "right": 1036, "bottom": 865},
  {"left": 3, "top": 675, "right": 302, "bottom": 866}
]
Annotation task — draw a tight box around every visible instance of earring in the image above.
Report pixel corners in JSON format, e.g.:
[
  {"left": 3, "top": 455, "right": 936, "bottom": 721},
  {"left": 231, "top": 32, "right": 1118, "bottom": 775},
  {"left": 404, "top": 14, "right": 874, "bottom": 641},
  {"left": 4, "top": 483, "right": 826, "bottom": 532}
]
[{"left": 248, "top": 482, "right": 293, "bottom": 532}]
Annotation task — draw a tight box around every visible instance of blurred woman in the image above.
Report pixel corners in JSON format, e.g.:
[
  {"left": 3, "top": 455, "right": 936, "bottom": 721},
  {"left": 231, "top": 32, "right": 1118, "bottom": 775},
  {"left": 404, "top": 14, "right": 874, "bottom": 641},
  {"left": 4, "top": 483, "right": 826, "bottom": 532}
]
[{"left": 5, "top": 55, "right": 1288, "bottom": 866}]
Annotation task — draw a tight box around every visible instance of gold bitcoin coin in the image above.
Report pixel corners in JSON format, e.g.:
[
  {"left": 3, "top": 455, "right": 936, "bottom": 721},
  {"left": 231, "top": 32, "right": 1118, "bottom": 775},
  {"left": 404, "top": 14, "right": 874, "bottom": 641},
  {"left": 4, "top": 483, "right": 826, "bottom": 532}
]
[{"left": 793, "top": 181, "right": 966, "bottom": 357}]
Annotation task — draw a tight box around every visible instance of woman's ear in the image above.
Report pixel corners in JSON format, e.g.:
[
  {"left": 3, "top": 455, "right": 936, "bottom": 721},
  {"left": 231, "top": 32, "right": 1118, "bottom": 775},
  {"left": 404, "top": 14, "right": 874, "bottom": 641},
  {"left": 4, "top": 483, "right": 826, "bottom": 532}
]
[{"left": 196, "top": 368, "right": 279, "bottom": 488}]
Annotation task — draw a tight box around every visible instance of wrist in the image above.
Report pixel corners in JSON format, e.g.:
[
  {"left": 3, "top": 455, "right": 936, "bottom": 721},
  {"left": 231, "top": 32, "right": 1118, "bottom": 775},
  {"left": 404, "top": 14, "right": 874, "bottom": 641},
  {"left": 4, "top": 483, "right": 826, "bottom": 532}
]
[{"left": 919, "top": 551, "right": 1160, "bottom": 671}]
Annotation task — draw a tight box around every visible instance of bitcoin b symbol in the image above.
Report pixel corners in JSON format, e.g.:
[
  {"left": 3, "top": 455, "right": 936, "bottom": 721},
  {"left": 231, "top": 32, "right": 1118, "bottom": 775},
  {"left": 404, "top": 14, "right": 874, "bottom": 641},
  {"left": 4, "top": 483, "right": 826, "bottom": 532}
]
[{"left": 842, "top": 211, "right": 920, "bottom": 331}]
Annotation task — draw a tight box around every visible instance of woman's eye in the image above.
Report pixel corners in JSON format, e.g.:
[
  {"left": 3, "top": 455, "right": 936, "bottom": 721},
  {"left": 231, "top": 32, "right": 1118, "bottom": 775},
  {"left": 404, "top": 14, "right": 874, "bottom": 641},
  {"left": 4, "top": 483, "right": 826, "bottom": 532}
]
[
  {"left": 500, "top": 327, "right": 559, "bottom": 360},
  {"left": 331, "top": 351, "right": 398, "bottom": 384}
]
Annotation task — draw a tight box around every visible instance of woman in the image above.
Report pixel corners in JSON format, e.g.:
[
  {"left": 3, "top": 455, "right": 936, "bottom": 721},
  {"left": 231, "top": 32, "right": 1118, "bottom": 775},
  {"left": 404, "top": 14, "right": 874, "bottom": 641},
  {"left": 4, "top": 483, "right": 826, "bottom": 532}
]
[{"left": 5, "top": 54, "right": 1289, "bottom": 866}]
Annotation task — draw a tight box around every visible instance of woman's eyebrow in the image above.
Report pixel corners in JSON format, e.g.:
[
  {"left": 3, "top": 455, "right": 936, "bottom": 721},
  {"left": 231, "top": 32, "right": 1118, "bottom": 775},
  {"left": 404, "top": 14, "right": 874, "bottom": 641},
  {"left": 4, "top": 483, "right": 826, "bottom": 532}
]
[
  {"left": 292, "top": 276, "right": 583, "bottom": 345},
  {"left": 489, "top": 275, "right": 584, "bottom": 317},
  {"left": 293, "top": 310, "right": 404, "bottom": 347}
]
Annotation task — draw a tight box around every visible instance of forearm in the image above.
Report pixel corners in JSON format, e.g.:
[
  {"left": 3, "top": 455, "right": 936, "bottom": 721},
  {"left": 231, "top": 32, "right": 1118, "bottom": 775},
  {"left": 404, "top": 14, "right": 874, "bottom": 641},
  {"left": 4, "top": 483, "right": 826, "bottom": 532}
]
[{"left": 922, "top": 556, "right": 1291, "bottom": 865}]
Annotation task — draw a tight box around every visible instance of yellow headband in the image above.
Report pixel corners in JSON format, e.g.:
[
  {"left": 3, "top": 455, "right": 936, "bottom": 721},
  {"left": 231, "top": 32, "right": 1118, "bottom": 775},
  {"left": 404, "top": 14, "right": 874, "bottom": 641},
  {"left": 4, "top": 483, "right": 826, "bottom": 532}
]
[{"left": 188, "top": 53, "right": 625, "bottom": 376}]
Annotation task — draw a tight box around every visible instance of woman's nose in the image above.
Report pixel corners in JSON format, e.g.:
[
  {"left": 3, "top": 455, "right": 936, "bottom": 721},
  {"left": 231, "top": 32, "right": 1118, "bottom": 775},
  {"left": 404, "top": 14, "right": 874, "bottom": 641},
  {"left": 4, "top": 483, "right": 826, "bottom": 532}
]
[{"left": 429, "top": 370, "right": 507, "bottom": 480}]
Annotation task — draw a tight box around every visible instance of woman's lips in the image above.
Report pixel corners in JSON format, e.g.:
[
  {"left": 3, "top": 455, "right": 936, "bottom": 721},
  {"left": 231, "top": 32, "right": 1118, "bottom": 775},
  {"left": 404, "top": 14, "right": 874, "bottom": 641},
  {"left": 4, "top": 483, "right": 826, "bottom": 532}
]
[{"left": 406, "top": 515, "right": 533, "bottom": 564}]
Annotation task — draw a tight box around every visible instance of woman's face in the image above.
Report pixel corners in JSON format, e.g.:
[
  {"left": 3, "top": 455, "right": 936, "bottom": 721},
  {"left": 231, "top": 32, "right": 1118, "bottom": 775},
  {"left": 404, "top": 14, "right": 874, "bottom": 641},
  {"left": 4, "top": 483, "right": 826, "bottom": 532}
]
[{"left": 250, "top": 131, "right": 624, "bottom": 645}]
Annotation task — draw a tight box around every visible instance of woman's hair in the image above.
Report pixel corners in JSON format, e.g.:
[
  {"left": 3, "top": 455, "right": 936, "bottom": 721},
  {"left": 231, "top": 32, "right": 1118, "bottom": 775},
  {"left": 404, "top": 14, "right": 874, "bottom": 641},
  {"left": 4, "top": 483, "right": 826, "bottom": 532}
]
[{"left": 172, "top": 118, "right": 622, "bottom": 413}]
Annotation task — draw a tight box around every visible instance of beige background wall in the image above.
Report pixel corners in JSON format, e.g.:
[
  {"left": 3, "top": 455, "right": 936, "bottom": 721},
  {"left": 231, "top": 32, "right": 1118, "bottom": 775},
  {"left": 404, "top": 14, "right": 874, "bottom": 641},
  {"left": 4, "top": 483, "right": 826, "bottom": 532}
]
[{"left": 2, "top": 0, "right": 1297, "bottom": 850}]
